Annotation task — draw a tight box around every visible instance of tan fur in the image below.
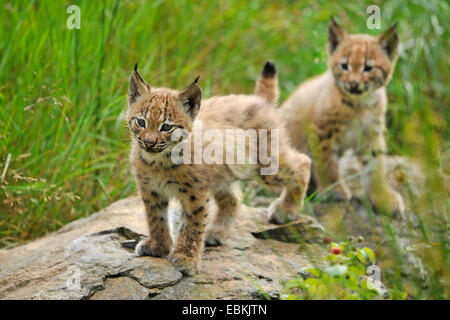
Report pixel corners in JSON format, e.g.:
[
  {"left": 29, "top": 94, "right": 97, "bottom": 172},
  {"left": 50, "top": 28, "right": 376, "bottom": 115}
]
[
  {"left": 279, "top": 18, "right": 404, "bottom": 215},
  {"left": 255, "top": 61, "right": 279, "bottom": 105},
  {"left": 127, "top": 62, "right": 310, "bottom": 275}
]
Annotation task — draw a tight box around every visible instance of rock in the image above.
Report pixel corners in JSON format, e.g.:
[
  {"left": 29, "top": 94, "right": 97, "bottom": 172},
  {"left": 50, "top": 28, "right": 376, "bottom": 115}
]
[
  {"left": 251, "top": 215, "right": 325, "bottom": 244},
  {"left": 90, "top": 277, "right": 151, "bottom": 300},
  {"left": 0, "top": 196, "right": 325, "bottom": 300}
]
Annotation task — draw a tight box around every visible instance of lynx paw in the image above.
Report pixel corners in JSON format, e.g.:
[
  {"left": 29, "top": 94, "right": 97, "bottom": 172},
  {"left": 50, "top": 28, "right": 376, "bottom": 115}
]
[
  {"left": 205, "top": 227, "right": 225, "bottom": 246},
  {"left": 263, "top": 203, "right": 299, "bottom": 225},
  {"left": 330, "top": 184, "right": 352, "bottom": 202},
  {"left": 267, "top": 211, "right": 299, "bottom": 225},
  {"left": 371, "top": 188, "right": 405, "bottom": 218},
  {"left": 169, "top": 252, "right": 199, "bottom": 276},
  {"left": 135, "top": 239, "right": 172, "bottom": 258}
]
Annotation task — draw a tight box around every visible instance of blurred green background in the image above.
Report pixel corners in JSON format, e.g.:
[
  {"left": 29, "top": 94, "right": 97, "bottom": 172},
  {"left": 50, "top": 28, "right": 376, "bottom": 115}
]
[{"left": 0, "top": 0, "right": 448, "bottom": 299}]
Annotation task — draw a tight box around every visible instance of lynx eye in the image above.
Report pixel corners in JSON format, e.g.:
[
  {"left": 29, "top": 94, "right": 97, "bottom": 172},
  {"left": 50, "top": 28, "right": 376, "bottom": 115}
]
[
  {"left": 136, "top": 118, "right": 146, "bottom": 128},
  {"left": 340, "top": 63, "right": 349, "bottom": 71},
  {"left": 160, "top": 123, "right": 174, "bottom": 132},
  {"left": 363, "top": 65, "right": 373, "bottom": 72}
]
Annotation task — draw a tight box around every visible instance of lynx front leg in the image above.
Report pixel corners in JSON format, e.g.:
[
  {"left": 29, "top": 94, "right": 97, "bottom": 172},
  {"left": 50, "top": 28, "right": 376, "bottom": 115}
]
[
  {"left": 315, "top": 139, "right": 352, "bottom": 201},
  {"left": 135, "top": 189, "right": 173, "bottom": 258},
  {"left": 367, "top": 155, "right": 405, "bottom": 217},
  {"left": 366, "top": 129, "right": 405, "bottom": 217},
  {"left": 169, "top": 193, "right": 209, "bottom": 276}
]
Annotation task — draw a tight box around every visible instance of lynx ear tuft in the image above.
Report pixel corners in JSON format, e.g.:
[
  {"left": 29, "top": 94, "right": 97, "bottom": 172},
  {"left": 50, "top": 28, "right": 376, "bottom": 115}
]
[
  {"left": 128, "top": 63, "right": 150, "bottom": 106},
  {"left": 378, "top": 23, "right": 399, "bottom": 61},
  {"left": 179, "top": 79, "right": 202, "bottom": 120},
  {"left": 327, "top": 17, "right": 347, "bottom": 54}
]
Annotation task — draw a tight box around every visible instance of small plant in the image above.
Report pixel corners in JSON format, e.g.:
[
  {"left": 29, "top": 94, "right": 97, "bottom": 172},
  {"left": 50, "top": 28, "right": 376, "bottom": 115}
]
[{"left": 281, "top": 240, "right": 408, "bottom": 300}]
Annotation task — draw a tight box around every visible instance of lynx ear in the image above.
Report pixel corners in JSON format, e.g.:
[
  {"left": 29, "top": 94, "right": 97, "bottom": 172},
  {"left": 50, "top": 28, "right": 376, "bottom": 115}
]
[
  {"left": 327, "top": 17, "right": 347, "bottom": 54},
  {"left": 179, "top": 76, "right": 202, "bottom": 120},
  {"left": 128, "top": 63, "right": 150, "bottom": 106},
  {"left": 378, "top": 23, "right": 399, "bottom": 61}
]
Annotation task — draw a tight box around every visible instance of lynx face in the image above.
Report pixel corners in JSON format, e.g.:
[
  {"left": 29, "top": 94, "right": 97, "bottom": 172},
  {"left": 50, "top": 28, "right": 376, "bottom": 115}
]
[
  {"left": 126, "top": 65, "right": 201, "bottom": 154},
  {"left": 327, "top": 18, "right": 399, "bottom": 96}
]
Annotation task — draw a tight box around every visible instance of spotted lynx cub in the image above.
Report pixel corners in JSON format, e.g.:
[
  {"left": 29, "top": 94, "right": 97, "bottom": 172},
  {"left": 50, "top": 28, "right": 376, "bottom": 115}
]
[
  {"left": 127, "top": 61, "right": 311, "bottom": 275},
  {"left": 280, "top": 18, "right": 404, "bottom": 216}
]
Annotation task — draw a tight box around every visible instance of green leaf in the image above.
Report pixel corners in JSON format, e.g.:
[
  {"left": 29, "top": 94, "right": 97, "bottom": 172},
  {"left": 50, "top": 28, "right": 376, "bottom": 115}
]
[
  {"left": 284, "top": 278, "right": 304, "bottom": 289},
  {"left": 305, "top": 268, "right": 321, "bottom": 277},
  {"left": 356, "top": 249, "right": 367, "bottom": 264},
  {"left": 389, "top": 288, "right": 408, "bottom": 300},
  {"left": 316, "top": 283, "right": 329, "bottom": 298},
  {"left": 344, "top": 277, "right": 360, "bottom": 291},
  {"left": 362, "top": 247, "right": 376, "bottom": 264},
  {"left": 304, "top": 278, "right": 319, "bottom": 288},
  {"left": 323, "top": 254, "right": 338, "bottom": 262}
]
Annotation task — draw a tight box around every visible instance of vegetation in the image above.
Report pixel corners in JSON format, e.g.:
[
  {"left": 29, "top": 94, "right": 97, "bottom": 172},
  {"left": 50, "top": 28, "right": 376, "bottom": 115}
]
[
  {"left": 281, "top": 241, "right": 408, "bottom": 300},
  {"left": 0, "top": 0, "right": 448, "bottom": 299}
]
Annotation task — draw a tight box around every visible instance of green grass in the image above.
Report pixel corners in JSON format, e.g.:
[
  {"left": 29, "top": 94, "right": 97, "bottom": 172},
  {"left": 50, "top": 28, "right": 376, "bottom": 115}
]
[{"left": 0, "top": 0, "right": 448, "bottom": 299}]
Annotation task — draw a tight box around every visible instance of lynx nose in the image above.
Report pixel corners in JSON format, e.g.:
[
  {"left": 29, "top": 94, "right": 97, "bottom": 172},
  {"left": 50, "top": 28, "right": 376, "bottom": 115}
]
[
  {"left": 348, "top": 81, "right": 358, "bottom": 90},
  {"left": 143, "top": 139, "right": 157, "bottom": 148},
  {"left": 143, "top": 133, "right": 158, "bottom": 148},
  {"left": 347, "top": 81, "right": 362, "bottom": 94}
]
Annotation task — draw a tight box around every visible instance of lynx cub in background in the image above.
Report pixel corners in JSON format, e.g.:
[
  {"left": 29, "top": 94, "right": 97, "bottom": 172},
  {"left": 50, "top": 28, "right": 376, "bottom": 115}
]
[
  {"left": 127, "top": 61, "right": 310, "bottom": 275},
  {"left": 280, "top": 18, "right": 404, "bottom": 216}
]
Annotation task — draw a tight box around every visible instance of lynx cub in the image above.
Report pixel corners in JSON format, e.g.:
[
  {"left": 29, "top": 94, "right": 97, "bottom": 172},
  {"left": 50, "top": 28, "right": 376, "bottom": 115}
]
[
  {"left": 127, "top": 61, "right": 311, "bottom": 275},
  {"left": 279, "top": 18, "right": 404, "bottom": 216}
]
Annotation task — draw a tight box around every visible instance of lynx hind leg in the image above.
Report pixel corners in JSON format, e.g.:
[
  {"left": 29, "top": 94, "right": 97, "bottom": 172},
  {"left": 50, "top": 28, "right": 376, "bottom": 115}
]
[
  {"left": 261, "top": 149, "right": 311, "bottom": 224},
  {"left": 205, "top": 182, "right": 242, "bottom": 246}
]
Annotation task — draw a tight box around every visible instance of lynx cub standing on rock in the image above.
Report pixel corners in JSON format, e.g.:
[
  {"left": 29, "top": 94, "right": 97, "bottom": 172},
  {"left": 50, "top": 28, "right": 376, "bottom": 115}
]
[
  {"left": 127, "top": 61, "right": 311, "bottom": 275},
  {"left": 280, "top": 18, "right": 404, "bottom": 216}
]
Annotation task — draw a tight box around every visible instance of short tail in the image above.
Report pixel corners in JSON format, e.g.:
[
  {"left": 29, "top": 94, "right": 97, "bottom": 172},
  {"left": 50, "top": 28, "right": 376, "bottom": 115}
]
[{"left": 255, "top": 60, "right": 279, "bottom": 105}]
